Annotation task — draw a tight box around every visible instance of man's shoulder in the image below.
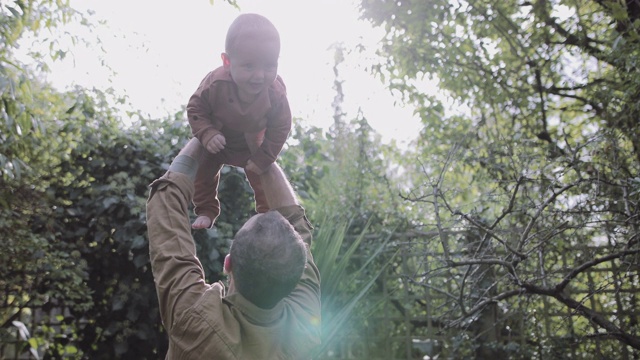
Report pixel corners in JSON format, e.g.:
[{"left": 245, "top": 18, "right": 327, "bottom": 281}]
[
  {"left": 167, "top": 283, "right": 240, "bottom": 359},
  {"left": 191, "top": 282, "right": 226, "bottom": 312},
  {"left": 179, "top": 282, "right": 237, "bottom": 335}
]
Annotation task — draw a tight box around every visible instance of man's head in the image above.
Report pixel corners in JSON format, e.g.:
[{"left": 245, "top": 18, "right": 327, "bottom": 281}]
[
  {"left": 225, "top": 210, "right": 307, "bottom": 309},
  {"left": 221, "top": 13, "right": 281, "bottom": 102}
]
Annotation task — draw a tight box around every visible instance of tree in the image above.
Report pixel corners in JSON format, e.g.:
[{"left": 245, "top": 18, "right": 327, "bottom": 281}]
[
  {"left": 0, "top": 1, "right": 251, "bottom": 358},
  {"left": 0, "top": 76, "right": 256, "bottom": 359},
  {"left": 1, "top": 2, "right": 96, "bottom": 355},
  {"left": 358, "top": 0, "right": 640, "bottom": 357},
  {"left": 278, "top": 44, "right": 417, "bottom": 359}
]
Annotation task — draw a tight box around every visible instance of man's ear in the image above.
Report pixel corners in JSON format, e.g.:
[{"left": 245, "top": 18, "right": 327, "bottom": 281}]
[
  {"left": 221, "top": 53, "right": 231, "bottom": 69},
  {"left": 223, "top": 254, "right": 232, "bottom": 274}
]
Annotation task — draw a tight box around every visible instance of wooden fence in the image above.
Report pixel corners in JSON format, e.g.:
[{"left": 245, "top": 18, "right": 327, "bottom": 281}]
[
  {"left": 2, "top": 241, "right": 638, "bottom": 359},
  {"left": 320, "top": 238, "right": 640, "bottom": 360}
]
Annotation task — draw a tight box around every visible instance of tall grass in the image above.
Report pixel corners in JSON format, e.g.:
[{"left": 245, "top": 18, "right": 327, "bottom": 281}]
[{"left": 311, "top": 217, "right": 395, "bottom": 359}]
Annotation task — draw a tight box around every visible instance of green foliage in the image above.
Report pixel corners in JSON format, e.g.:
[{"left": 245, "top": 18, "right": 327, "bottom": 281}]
[
  {"left": 277, "top": 43, "right": 416, "bottom": 359},
  {"left": 311, "top": 217, "right": 394, "bottom": 359},
  {"left": 1, "top": 0, "right": 80, "bottom": 53},
  {"left": 0, "top": 83, "right": 255, "bottom": 358},
  {"left": 280, "top": 117, "right": 411, "bottom": 359},
  {"left": 309, "top": 116, "right": 409, "bottom": 233},
  {"left": 361, "top": 0, "right": 640, "bottom": 158},
  {"left": 279, "top": 120, "right": 330, "bottom": 201},
  {"left": 359, "top": 0, "right": 640, "bottom": 357},
  {"left": 0, "top": 45, "right": 249, "bottom": 360},
  {"left": 1, "top": 2, "right": 99, "bottom": 351},
  {"left": 0, "top": 0, "right": 270, "bottom": 357}
]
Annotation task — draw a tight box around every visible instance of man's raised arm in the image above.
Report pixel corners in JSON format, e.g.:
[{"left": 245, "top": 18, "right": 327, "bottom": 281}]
[
  {"left": 258, "top": 164, "right": 314, "bottom": 246},
  {"left": 146, "top": 139, "right": 208, "bottom": 332},
  {"left": 258, "top": 162, "right": 321, "bottom": 351},
  {"left": 259, "top": 164, "right": 298, "bottom": 208}
]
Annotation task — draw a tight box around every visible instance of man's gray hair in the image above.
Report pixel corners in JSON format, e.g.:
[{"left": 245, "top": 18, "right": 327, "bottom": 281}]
[{"left": 230, "top": 210, "right": 307, "bottom": 308}]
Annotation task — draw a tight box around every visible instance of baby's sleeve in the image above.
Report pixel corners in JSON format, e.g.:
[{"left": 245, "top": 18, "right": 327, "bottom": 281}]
[
  {"left": 187, "top": 75, "right": 223, "bottom": 146},
  {"left": 249, "top": 93, "right": 292, "bottom": 171}
]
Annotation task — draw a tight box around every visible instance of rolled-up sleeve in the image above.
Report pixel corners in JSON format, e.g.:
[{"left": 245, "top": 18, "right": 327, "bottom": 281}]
[{"left": 146, "top": 172, "right": 211, "bottom": 332}]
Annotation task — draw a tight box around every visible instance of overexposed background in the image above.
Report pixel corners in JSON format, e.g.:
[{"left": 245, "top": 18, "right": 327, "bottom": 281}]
[{"left": 40, "top": 0, "right": 423, "bottom": 145}]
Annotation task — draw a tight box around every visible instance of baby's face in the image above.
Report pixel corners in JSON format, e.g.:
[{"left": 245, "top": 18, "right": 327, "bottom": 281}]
[{"left": 226, "top": 37, "right": 279, "bottom": 103}]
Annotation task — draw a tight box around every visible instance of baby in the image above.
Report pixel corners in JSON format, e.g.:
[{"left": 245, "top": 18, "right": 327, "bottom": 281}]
[{"left": 187, "top": 13, "right": 291, "bottom": 229}]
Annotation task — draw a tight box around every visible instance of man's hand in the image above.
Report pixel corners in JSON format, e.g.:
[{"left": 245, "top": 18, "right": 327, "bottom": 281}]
[
  {"left": 206, "top": 134, "right": 226, "bottom": 154},
  {"left": 245, "top": 160, "right": 265, "bottom": 175}
]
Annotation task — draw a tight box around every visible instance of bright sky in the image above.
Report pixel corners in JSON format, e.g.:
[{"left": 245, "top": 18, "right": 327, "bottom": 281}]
[{"left": 42, "top": 0, "right": 422, "bottom": 145}]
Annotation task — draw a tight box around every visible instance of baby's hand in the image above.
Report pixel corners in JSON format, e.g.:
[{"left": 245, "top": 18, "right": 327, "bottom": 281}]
[
  {"left": 245, "top": 160, "right": 264, "bottom": 175},
  {"left": 206, "top": 134, "right": 226, "bottom": 154}
]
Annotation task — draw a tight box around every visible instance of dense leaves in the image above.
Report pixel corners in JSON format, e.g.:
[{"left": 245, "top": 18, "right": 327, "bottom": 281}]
[
  {"left": 4, "top": 0, "right": 640, "bottom": 358},
  {"left": 359, "top": 0, "right": 640, "bottom": 357},
  {"left": 0, "top": 2, "right": 251, "bottom": 357}
]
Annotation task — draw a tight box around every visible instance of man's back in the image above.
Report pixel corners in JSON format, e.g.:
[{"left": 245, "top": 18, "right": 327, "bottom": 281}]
[
  {"left": 146, "top": 141, "right": 321, "bottom": 359},
  {"left": 159, "top": 205, "right": 320, "bottom": 360}
]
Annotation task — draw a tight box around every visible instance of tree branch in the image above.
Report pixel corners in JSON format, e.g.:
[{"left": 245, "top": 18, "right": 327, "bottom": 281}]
[
  {"left": 455, "top": 210, "right": 527, "bottom": 260},
  {"left": 446, "top": 289, "right": 523, "bottom": 328},
  {"left": 518, "top": 180, "right": 584, "bottom": 252},
  {"left": 555, "top": 248, "right": 640, "bottom": 292}
]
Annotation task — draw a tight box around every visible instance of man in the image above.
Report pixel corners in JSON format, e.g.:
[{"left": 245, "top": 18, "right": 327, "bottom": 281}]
[{"left": 146, "top": 138, "right": 321, "bottom": 359}]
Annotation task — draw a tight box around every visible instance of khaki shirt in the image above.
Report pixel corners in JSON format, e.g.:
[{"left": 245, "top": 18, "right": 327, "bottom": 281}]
[{"left": 147, "top": 172, "right": 321, "bottom": 359}]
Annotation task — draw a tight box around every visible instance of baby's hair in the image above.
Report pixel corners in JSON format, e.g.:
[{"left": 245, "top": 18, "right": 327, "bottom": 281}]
[{"left": 225, "top": 13, "right": 280, "bottom": 56}]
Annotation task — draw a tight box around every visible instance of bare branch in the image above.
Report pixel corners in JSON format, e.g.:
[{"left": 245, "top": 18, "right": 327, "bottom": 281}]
[
  {"left": 555, "top": 248, "right": 640, "bottom": 292},
  {"left": 447, "top": 289, "right": 523, "bottom": 328},
  {"left": 555, "top": 290, "right": 640, "bottom": 349},
  {"left": 432, "top": 145, "right": 461, "bottom": 261},
  {"left": 455, "top": 211, "right": 527, "bottom": 260},
  {"left": 449, "top": 258, "right": 519, "bottom": 280},
  {"left": 518, "top": 180, "right": 585, "bottom": 252}
]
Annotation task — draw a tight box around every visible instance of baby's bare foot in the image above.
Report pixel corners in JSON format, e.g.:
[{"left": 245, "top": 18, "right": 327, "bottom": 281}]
[{"left": 192, "top": 215, "right": 212, "bottom": 229}]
